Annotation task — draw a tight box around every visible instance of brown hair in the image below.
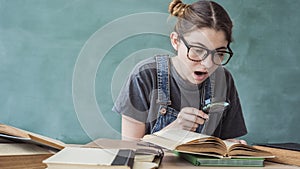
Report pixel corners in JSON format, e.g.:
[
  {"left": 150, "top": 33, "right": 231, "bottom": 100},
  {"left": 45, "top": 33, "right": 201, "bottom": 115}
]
[{"left": 169, "top": 0, "right": 233, "bottom": 43}]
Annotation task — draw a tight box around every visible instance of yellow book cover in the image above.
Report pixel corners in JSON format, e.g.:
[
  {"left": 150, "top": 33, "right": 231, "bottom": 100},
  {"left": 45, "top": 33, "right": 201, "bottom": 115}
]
[{"left": 0, "top": 123, "right": 65, "bottom": 150}]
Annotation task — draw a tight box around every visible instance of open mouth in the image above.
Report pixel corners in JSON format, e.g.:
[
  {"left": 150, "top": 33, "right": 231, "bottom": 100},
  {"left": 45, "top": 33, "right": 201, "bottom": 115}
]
[{"left": 194, "top": 71, "right": 208, "bottom": 76}]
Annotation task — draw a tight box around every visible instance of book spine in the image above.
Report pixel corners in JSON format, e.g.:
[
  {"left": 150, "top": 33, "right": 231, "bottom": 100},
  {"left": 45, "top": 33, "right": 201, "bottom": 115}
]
[
  {"left": 111, "top": 149, "right": 135, "bottom": 169},
  {"left": 178, "top": 153, "right": 200, "bottom": 166},
  {"left": 179, "top": 153, "right": 264, "bottom": 167}
]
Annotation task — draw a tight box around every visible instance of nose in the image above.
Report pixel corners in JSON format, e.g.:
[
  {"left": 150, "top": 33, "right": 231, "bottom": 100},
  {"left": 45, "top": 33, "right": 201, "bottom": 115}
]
[
  {"left": 198, "top": 50, "right": 214, "bottom": 62},
  {"left": 199, "top": 53, "right": 214, "bottom": 68}
]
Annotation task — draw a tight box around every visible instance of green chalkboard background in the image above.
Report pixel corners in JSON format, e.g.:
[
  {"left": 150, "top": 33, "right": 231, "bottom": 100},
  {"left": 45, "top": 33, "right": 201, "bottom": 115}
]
[{"left": 1, "top": 0, "right": 299, "bottom": 144}]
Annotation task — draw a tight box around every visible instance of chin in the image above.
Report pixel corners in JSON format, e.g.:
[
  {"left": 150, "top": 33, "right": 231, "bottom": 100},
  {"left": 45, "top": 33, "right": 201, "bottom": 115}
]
[
  {"left": 189, "top": 78, "right": 206, "bottom": 85},
  {"left": 190, "top": 74, "right": 209, "bottom": 85}
]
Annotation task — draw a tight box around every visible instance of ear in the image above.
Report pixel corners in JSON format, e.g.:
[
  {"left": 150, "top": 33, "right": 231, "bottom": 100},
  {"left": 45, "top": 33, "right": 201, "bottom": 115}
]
[{"left": 170, "top": 32, "right": 180, "bottom": 51}]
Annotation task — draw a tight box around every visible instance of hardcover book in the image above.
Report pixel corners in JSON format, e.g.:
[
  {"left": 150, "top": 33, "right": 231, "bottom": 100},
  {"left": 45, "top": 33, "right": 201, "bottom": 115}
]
[
  {"left": 43, "top": 147, "right": 135, "bottom": 169},
  {"left": 86, "top": 139, "right": 164, "bottom": 169},
  {"left": 142, "top": 129, "right": 274, "bottom": 159},
  {"left": 0, "top": 143, "right": 54, "bottom": 169},
  {"left": 0, "top": 123, "right": 66, "bottom": 151},
  {"left": 178, "top": 152, "right": 264, "bottom": 167}
]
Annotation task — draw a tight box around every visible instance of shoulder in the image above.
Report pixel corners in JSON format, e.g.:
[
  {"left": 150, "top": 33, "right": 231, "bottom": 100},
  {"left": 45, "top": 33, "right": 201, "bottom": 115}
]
[
  {"left": 214, "top": 67, "right": 236, "bottom": 84},
  {"left": 223, "top": 67, "right": 237, "bottom": 87},
  {"left": 221, "top": 67, "right": 234, "bottom": 79},
  {"left": 126, "top": 56, "right": 159, "bottom": 90},
  {"left": 130, "top": 57, "right": 157, "bottom": 77}
]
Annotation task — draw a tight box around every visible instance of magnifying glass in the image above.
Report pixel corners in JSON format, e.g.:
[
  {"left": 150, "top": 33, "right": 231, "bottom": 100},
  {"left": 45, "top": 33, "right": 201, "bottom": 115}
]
[
  {"left": 201, "top": 101, "right": 230, "bottom": 135},
  {"left": 202, "top": 101, "right": 230, "bottom": 114}
]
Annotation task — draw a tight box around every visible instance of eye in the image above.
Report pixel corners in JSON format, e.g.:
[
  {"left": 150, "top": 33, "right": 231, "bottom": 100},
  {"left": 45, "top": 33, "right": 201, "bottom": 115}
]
[
  {"left": 192, "top": 47, "right": 206, "bottom": 55},
  {"left": 217, "top": 53, "right": 225, "bottom": 57},
  {"left": 216, "top": 51, "right": 227, "bottom": 57}
]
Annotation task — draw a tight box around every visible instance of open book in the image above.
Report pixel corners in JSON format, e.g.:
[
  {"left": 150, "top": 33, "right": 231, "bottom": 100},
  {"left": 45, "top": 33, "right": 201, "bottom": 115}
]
[
  {"left": 142, "top": 129, "right": 274, "bottom": 159},
  {"left": 0, "top": 123, "right": 66, "bottom": 150}
]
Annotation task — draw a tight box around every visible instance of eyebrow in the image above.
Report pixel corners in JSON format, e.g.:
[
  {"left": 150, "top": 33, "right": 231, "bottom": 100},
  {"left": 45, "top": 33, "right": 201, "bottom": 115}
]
[{"left": 191, "top": 41, "right": 227, "bottom": 51}]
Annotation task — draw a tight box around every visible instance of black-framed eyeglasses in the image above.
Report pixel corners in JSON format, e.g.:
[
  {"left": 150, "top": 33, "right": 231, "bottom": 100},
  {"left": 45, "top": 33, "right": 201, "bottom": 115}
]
[{"left": 180, "top": 35, "right": 233, "bottom": 66}]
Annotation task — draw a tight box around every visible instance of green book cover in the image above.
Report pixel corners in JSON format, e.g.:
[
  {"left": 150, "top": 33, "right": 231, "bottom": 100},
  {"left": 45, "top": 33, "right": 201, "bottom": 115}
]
[{"left": 178, "top": 152, "right": 265, "bottom": 167}]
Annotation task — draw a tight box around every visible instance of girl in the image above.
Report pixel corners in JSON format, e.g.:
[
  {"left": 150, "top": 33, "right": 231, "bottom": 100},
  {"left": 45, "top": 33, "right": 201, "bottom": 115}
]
[{"left": 113, "top": 0, "right": 247, "bottom": 144}]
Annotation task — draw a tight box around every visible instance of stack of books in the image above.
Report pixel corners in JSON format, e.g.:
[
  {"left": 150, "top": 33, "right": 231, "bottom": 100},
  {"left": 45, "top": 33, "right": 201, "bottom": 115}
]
[
  {"left": 0, "top": 143, "right": 53, "bottom": 169},
  {"left": 1, "top": 124, "right": 164, "bottom": 169},
  {"left": 0, "top": 123, "right": 66, "bottom": 169},
  {"left": 0, "top": 123, "right": 66, "bottom": 151},
  {"left": 85, "top": 139, "right": 164, "bottom": 169},
  {"left": 42, "top": 146, "right": 163, "bottom": 169}
]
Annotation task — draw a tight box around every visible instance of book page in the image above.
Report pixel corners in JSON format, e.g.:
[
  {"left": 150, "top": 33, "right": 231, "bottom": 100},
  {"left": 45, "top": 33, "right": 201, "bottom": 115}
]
[
  {"left": 142, "top": 134, "right": 178, "bottom": 150},
  {"left": 0, "top": 133, "right": 31, "bottom": 141},
  {"left": 43, "top": 147, "right": 119, "bottom": 165},
  {"left": 0, "top": 143, "right": 52, "bottom": 156},
  {"left": 133, "top": 161, "right": 158, "bottom": 169},
  {"left": 153, "top": 129, "right": 212, "bottom": 144},
  {"left": 223, "top": 140, "right": 240, "bottom": 150},
  {"left": 229, "top": 144, "right": 275, "bottom": 158},
  {"left": 142, "top": 129, "right": 226, "bottom": 156}
]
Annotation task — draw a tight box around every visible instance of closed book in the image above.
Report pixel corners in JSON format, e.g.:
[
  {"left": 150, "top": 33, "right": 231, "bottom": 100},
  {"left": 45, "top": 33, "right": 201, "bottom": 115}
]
[
  {"left": 0, "top": 143, "right": 54, "bottom": 169},
  {"left": 178, "top": 152, "right": 264, "bottom": 167},
  {"left": 86, "top": 139, "right": 164, "bottom": 169},
  {"left": 43, "top": 147, "right": 135, "bottom": 169}
]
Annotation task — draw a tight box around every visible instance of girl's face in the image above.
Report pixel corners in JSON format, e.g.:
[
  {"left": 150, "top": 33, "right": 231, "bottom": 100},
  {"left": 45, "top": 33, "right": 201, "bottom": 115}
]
[{"left": 171, "top": 28, "right": 229, "bottom": 84}]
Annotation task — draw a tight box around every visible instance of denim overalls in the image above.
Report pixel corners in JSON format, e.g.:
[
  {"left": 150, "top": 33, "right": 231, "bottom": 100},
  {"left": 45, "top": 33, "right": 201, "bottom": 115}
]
[{"left": 151, "top": 55, "right": 212, "bottom": 134}]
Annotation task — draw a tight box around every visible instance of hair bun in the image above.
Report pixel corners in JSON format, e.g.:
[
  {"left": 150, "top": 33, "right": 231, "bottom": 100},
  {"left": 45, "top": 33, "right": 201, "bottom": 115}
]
[{"left": 169, "top": 0, "right": 189, "bottom": 17}]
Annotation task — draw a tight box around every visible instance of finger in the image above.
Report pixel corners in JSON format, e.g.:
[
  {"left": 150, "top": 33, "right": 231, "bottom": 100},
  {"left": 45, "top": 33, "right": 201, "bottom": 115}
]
[
  {"left": 180, "top": 112, "right": 205, "bottom": 125},
  {"left": 196, "top": 109, "right": 209, "bottom": 120},
  {"left": 182, "top": 107, "right": 209, "bottom": 120},
  {"left": 180, "top": 108, "right": 208, "bottom": 122},
  {"left": 183, "top": 123, "right": 198, "bottom": 131},
  {"left": 194, "top": 116, "right": 206, "bottom": 125},
  {"left": 177, "top": 115, "right": 197, "bottom": 129},
  {"left": 190, "top": 123, "right": 199, "bottom": 131},
  {"left": 183, "top": 121, "right": 199, "bottom": 131},
  {"left": 240, "top": 140, "right": 247, "bottom": 145}
]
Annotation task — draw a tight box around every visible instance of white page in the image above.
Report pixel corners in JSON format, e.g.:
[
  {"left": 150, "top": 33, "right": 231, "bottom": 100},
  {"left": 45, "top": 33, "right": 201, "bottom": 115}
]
[
  {"left": 0, "top": 143, "right": 51, "bottom": 155},
  {"left": 154, "top": 129, "right": 211, "bottom": 144},
  {"left": 43, "top": 147, "right": 119, "bottom": 166}
]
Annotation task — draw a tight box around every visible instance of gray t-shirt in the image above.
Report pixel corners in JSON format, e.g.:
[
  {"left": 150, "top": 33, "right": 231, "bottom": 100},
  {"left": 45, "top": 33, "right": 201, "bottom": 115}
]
[{"left": 113, "top": 56, "right": 247, "bottom": 139}]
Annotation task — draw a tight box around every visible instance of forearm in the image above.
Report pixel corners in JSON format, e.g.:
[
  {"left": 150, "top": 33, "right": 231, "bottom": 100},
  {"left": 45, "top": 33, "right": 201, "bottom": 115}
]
[{"left": 121, "top": 115, "right": 146, "bottom": 141}]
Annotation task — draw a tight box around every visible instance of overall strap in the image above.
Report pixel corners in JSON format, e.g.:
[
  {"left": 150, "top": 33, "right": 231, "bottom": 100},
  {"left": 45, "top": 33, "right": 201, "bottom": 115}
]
[
  {"left": 199, "top": 76, "right": 212, "bottom": 109},
  {"left": 197, "top": 77, "right": 212, "bottom": 133},
  {"left": 204, "top": 78, "right": 212, "bottom": 105},
  {"left": 155, "top": 55, "right": 171, "bottom": 105}
]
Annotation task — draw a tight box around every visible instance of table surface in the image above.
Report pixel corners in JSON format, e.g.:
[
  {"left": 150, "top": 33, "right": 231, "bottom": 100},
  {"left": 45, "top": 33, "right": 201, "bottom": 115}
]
[
  {"left": 160, "top": 152, "right": 300, "bottom": 169},
  {"left": 86, "top": 139, "right": 300, "bottom": 169}
]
